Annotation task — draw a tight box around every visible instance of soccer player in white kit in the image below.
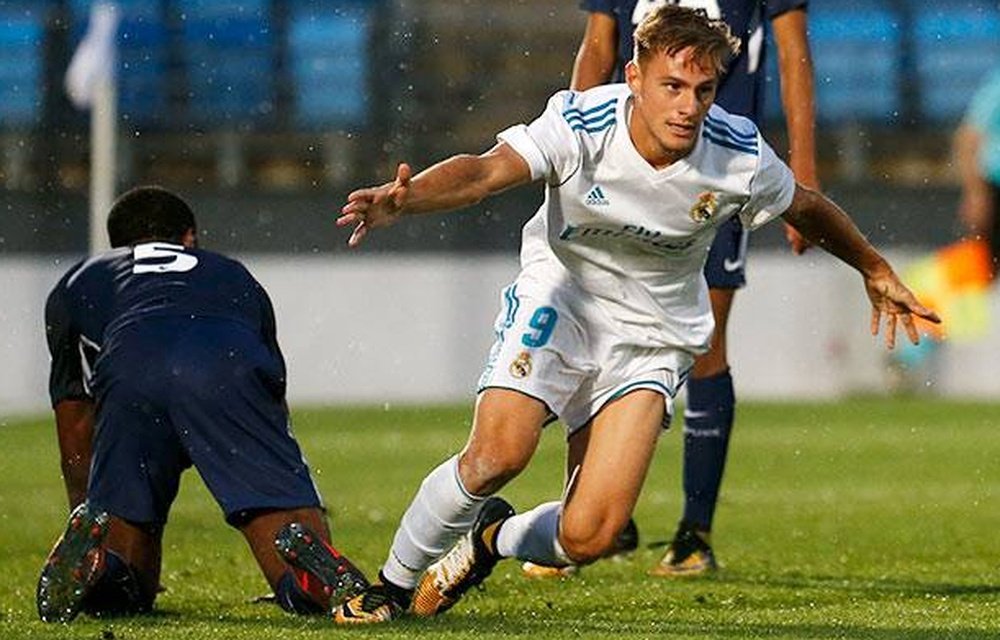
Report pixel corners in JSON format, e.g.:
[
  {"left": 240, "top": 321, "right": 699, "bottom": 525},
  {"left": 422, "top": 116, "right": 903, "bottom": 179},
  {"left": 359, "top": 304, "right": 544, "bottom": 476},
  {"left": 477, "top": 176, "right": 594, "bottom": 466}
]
[{"left": 328, "top": 6, "right": 939, "bottom": 623}]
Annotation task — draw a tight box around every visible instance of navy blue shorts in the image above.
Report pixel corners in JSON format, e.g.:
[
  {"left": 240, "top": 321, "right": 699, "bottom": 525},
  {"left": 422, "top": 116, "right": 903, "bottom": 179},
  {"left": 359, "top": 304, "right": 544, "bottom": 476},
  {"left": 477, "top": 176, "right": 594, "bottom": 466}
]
[
  {"left": 703, "top": 215, "right": 749, "bottom": 290},
  {"left": 88, "top": 316, "right": 322, "bottom": 527}
]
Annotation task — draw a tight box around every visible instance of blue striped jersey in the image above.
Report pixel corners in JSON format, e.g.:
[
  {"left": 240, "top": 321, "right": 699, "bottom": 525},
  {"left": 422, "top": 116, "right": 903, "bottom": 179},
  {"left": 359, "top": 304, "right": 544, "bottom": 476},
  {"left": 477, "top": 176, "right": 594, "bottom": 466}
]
[{"left": 496, "top": 84, "right": 794, "bottom": 352}]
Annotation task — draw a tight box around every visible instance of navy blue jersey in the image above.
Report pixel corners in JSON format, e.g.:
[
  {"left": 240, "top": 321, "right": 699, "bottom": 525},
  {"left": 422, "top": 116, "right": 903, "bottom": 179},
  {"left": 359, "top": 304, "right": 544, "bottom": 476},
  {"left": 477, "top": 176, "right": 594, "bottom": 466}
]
[
  {"left": 45, "top": 242, "right": 283, "bottom": 406},
  {"left": 580, "top": 0, "right": 807, "bottom": 123}
]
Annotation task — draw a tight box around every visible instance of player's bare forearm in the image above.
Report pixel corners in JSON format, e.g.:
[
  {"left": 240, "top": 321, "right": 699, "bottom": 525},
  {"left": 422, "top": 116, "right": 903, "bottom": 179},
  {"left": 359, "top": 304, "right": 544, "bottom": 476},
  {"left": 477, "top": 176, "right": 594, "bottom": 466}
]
[
  {"left": 953, "top": 125, "right": 993, "bottom": 235},
  {"left": 773, "top": 7, "right": 819, "bottom": 255},
  {"left": 773, "top": 8, "right": 818, "bottom": 190},
  {"left": 405, "top": 152, "right": 527, "bottom": 214},
  {"left": 54, "top": 399, "right": 95, "bottom": 510},
  {"left": 338, "top": 143, "right": 532, "bottom": 247},
  {"left": 954, "top": 124, "right": 983, "bottom": 193},
  {"left": 571, "top": 12, "right": 618, "bottom": 91},
  {"left": 782, "top": 185, "right": 886, "bottom": 277}
]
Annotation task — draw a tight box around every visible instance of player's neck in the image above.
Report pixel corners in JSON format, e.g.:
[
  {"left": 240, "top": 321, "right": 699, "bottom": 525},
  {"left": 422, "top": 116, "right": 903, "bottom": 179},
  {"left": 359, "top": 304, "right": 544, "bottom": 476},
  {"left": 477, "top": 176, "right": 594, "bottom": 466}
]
[{"left": 626, "top": 99, "right": 691, "bottom": 170}]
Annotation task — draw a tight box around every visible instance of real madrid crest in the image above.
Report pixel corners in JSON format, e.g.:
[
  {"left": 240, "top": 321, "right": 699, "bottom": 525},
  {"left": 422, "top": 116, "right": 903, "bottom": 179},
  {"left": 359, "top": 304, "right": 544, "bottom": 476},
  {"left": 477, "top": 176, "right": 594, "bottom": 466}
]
[
  {"left": 509, "top": 350, "right": 533, "bottom": 378},
  {"left": 689, "top": 191, "right": 718, "bottom": 223}
]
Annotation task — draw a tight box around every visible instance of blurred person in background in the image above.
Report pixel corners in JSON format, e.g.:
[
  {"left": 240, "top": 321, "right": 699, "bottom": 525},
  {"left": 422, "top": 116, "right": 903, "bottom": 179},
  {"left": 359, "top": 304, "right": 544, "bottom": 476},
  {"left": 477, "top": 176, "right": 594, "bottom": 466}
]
[
  {"left": 38, "top": 186, "right": 366, "bottom": 623},
  {"left": 955, "top": 67, "right": 1000, "bottom": 272},
  {"left": 564, "top": 0, "right": 819, "bottom": 577},
  {"left": 319, "top": 6, "right": 934, "bottom": 624},
  {"left": 886, "top": 67, "right": 1000, "bottom": 390}
]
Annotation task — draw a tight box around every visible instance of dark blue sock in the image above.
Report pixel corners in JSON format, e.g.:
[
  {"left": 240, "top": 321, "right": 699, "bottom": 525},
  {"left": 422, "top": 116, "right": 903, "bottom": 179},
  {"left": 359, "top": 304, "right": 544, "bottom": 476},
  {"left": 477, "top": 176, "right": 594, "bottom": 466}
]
[
  {"left": 81, "top": 550, "right": 154, "bottom": 616},
  {"left": 275, "top": 572, "right": 325, "bottom": 615},
  {"left": 681, "top": 369, "right": 735, "bottom": 531}
]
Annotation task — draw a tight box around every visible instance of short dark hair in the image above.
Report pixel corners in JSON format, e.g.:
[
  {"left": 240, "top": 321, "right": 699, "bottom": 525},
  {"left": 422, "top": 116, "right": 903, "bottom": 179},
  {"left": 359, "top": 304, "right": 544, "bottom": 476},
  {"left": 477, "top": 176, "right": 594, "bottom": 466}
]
[
  {"left": 633, "top": 5, "right": 741, "bottom": 76},
  {"left": 106, "top": 186, "right": 196, "bottom": 248}
]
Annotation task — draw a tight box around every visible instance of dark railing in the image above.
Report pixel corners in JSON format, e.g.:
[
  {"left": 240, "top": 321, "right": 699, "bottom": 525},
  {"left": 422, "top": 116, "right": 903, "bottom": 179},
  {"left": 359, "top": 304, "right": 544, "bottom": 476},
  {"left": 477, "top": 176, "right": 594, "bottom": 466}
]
[{"left": 0, "top": 0, "right": 992, "bottom": 254}]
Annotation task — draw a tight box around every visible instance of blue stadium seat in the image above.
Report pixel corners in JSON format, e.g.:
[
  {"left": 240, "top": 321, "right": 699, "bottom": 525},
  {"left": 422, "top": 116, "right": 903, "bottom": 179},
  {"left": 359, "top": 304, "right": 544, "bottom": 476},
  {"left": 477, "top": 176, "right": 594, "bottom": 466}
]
[
  {"left": 175, "top": 0, "right": 274, "bottom": 126},
  {"left": 288, "top": 3, "right": 371, "bottom": 129},
  {"left": 68, "top": 0, "right": 168, "bottom": 128},
  {"left": 174, "top": 0, "right": 268, "bottom": 19},
  {"left": 913, "top": 2, "right": 1000, "bottom": 122},
  {"left": 807, "top": 2, "right": 901, "bottom": 124},
  {"left": 0, "top": 9, "right": 45, "bottom": 129}
]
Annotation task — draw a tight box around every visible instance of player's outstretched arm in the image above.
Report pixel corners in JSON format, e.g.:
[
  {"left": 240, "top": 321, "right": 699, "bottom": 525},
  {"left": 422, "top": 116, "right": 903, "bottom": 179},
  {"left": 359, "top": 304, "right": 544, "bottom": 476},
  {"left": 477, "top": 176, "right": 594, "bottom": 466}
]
[
  {"left": 772, "top": 7, "right": 819, "bottom": 256},
  {"left": 782, "top": 184, "right": 941, "bottom": 348},
  {"left": 337, "top": 143, "right": 533, "bottom": 247}
]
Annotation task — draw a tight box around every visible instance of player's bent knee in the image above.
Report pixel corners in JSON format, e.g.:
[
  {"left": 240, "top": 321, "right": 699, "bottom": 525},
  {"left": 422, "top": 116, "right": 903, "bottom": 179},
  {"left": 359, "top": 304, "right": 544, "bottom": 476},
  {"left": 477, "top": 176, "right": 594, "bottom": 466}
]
[
  {"left": 558, "top": 532, "right": 615, "bottom": 565},
  {"left": 557, "top": 522, "right": 620, "bottom": 565},
  {"left": 458, "top": 448, "right": 531, "bottom": 496}
]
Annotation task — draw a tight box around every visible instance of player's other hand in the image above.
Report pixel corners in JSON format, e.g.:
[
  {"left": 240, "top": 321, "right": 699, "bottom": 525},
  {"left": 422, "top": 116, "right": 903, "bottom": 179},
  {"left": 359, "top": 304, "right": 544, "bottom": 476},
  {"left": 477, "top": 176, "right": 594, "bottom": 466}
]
[
  {"left": 863, "top": 266, "right": 941, "bottom": 349},
  {"left": 337, "top": 163, "right": 412, "bottom": 247},
  {"left": 784, "top": 222, "right": 813, "bottom": 255}
]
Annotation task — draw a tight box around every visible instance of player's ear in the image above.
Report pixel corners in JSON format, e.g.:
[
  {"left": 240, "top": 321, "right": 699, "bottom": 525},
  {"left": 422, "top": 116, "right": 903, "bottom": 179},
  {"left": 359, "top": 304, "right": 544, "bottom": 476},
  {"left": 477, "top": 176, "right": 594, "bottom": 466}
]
[{"left": 625, "top": 59, "right": 640, "bottom": 93}]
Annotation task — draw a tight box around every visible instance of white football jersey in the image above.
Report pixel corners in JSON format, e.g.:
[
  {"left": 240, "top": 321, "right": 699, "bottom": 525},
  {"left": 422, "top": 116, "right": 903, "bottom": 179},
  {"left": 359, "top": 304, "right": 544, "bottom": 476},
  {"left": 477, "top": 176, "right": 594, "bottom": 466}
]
[{"left": 497, "top": 84, "right": 795, "bottom": 354}]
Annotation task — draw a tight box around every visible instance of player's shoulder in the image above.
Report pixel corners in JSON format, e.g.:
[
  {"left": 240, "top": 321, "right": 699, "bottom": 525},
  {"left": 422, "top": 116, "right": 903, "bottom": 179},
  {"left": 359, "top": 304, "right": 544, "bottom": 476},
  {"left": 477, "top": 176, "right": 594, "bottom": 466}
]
[
  {"left": 191, "top": 247, "right": 264, "bottom": 288},
  {"left": 58, "top": 248, "right": 130, "bottom": 291},
  {"left": 701, "top": 104, "right": 761, "bottom": 156},
  {"left": 46, "top": 249, "right": 126, "bottom": 321},
  {"left": 553, "top": 84, "right": 627, "bottom": 137},
  {"left": 188, "top": 246, "right": 247, "bottom": 271},
  {"left": 190, "top": 245, "right": 236, "bottom": 264}
]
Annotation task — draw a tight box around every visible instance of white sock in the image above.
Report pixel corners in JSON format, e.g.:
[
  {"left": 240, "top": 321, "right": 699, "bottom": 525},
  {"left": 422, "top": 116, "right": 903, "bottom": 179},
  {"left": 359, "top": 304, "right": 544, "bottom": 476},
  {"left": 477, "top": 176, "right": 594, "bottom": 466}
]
[
  {"left": 494, "top": 500, "right": 571, "bottom": 566},
  {"left": 380, "top": 455, "right": 485, "bottom": 589}
]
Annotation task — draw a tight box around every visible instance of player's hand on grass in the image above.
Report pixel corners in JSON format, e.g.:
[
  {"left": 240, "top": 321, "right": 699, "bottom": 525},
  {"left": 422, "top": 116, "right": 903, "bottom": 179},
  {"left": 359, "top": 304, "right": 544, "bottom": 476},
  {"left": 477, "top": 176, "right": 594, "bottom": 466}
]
[
  {"left": 338, "top": 163, "right": 412, "bottom": 247},
  {"left": 863, "top": 267, "right": 941, "bottom": 349},
  {"left": 784, "top": 222, "right": 813, "bottom": 255}
]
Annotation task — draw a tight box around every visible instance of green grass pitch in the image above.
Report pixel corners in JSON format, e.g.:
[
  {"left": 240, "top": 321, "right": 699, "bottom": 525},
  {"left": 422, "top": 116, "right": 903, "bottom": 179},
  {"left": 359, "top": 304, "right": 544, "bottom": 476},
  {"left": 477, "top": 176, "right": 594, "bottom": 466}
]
[{"left": 1, "top": 399, "right": 997, "bottom": 638}]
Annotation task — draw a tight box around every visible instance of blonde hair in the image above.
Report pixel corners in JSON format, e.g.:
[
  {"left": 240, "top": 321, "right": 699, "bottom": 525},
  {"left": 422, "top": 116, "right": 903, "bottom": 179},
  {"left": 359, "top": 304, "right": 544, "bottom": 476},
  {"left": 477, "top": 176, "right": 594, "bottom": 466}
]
[{"left": 633, "top": 5, "right": 741, "bottom": 76}]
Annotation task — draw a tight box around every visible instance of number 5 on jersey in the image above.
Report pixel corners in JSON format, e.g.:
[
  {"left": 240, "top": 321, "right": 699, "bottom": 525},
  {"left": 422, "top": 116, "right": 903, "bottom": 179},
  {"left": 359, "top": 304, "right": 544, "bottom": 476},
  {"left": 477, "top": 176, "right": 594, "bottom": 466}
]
[{"left": 133, "top": 242, "right": 199, "bottom": 274}]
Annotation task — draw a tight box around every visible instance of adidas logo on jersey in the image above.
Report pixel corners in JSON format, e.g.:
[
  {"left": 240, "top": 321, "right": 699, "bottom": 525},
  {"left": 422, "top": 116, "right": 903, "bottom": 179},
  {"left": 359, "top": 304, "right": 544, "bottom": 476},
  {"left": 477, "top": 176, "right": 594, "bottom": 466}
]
[{"left": 584, "top": 185, "right": 609, "bottom": 206}]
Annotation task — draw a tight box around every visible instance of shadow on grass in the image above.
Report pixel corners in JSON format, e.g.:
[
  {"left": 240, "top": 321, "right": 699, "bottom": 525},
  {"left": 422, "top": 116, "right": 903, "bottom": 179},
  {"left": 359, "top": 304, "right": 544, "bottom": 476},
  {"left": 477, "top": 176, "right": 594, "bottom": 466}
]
[
  {"left": 721, "top": 572, "right": 1000, "bottom": 598},
  {"left": 425, "top": 614, "right": 999, "bottom": 639},
  {"left": 22, "top": 603, "right": 996, "bottom": 639}
]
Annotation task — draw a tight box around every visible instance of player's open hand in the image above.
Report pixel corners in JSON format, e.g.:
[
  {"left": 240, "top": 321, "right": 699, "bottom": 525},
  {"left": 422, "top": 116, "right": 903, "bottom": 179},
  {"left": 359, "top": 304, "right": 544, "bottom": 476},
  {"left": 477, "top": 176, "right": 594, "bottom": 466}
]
[
  {"left": 337, "top": 163, "right": 412, "bottom": 247},
  {"left": 863, "top": 267, "right": 941, "bottom": 349}
]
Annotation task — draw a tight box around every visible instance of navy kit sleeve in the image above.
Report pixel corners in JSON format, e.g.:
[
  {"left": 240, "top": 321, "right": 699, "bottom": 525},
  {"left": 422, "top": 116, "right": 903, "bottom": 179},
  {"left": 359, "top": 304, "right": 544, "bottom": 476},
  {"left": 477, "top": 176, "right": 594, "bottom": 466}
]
[
  {"left": 765, "top": 0, "right": 807, "bottom": 19},
  {"left": 258, "top": 282, "right": 284, "bottom": 365},
  {"left": 45, "top": 277, "right": 88, "bottom": 406},
  {"left": 579, "top": 0, "right": 616, "bottom": 13}
]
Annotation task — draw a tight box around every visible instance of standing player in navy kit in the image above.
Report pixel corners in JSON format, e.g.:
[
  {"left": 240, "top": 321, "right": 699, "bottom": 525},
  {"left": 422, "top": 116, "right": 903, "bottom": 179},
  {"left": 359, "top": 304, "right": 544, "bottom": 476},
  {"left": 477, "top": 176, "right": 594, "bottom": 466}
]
[
  {"left": 568, "top": 0, "right": 819, "bottom": 577},
  {"left": 38, "top": 186, "right": 366, "bottom": 623}
]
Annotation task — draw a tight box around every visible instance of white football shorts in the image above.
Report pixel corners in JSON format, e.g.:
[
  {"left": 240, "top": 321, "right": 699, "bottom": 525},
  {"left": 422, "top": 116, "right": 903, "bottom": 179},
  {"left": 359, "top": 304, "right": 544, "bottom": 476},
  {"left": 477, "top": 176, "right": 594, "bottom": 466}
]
[{"left": 477, "top": 271, "right": 694, "bottom": 435}]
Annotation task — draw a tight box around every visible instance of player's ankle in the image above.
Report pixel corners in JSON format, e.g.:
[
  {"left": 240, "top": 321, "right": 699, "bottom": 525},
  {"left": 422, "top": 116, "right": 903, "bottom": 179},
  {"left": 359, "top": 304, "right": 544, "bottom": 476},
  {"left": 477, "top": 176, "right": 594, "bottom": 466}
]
[
  {"left": 678, "top": 520, "right": 711, "bottom": 540},
  {"left": 376, "top": 572, "right": 413, "bottom": 609},
  {"left": 275, "top": 571, "right": 326, "bottom": 614}
]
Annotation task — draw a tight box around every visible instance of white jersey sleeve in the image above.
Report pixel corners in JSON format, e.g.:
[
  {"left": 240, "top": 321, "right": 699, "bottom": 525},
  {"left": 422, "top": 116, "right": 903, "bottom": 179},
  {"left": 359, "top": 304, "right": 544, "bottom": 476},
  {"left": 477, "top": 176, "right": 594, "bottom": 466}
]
[
  {"left": 497, "top": 90, "right": 582, "bottom": 185},
  {"left": 739, "top": 136, "right": 796, "bottom": 230}
]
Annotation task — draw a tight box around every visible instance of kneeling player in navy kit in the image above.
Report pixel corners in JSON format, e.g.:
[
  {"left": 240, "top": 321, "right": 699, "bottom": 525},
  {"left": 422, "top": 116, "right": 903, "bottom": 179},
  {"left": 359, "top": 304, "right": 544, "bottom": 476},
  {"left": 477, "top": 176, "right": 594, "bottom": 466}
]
[{"left": 38, "top": 186, "right": 366, "bottom": 623}]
